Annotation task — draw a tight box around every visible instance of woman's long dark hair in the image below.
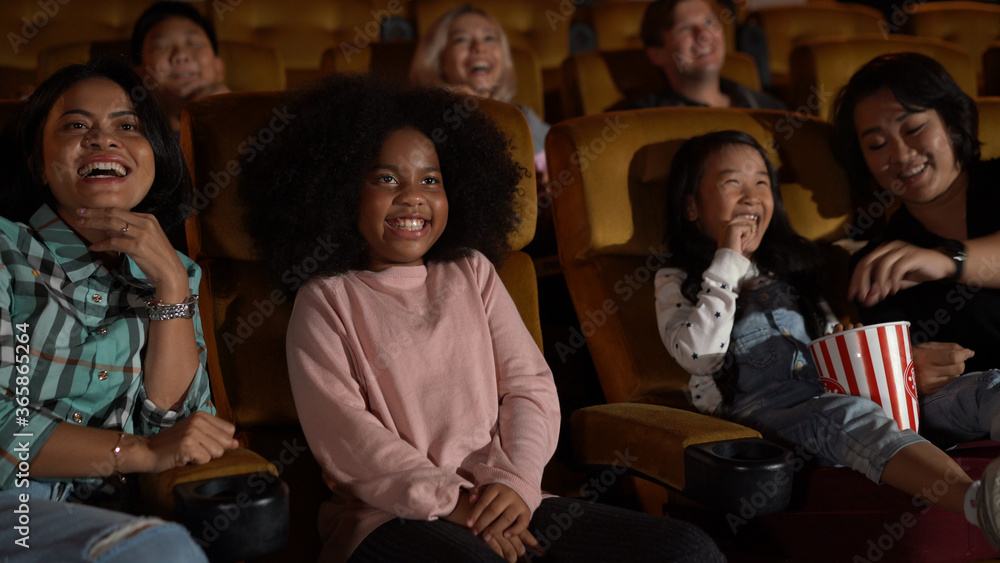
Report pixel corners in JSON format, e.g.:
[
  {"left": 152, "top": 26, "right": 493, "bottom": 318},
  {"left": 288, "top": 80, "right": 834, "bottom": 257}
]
[
  {"left": 664, "top": 130, "right": 828, "bottom": 338},
  {"left": 0, "top": 57, "right": 191, "bottom": 230},
  {"left": 831, "top": 52, "right": 980, "bottom": 195}
]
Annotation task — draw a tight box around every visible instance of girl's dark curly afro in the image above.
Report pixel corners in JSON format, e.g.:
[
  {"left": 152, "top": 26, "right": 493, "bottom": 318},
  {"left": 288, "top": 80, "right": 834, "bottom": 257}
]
[{"left": 239, "top": 72, "right": 526, "bottom": 282}]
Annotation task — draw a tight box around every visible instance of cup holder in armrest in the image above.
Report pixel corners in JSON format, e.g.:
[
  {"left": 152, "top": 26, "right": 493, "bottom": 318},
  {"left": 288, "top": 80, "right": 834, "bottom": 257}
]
[
  {"left": 173, "top": 472, "right": 289, "bottom": 562},
  {"left": 683, "top": 438, "right": 793, "bottom": 517}
]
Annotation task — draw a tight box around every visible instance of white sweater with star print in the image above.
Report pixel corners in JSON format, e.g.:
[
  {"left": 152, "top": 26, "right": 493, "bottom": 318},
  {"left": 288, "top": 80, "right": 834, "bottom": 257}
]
[
  {"left": 654, "top": 249, "right": 755, "bottom": 414},
  {"left": 655, "top": 248, "right": 837, "bottom": 415}
]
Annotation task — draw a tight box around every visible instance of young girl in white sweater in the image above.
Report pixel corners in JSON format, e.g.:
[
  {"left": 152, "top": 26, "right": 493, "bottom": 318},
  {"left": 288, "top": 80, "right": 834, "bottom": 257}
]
[{"left": 655, "top": 130, "right": 1000, "bottom": 549}]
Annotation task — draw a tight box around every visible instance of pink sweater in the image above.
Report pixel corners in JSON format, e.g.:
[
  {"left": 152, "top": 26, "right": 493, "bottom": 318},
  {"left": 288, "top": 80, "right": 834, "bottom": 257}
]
[{"left": 286, "top": 252, "right": 560, "bottom": 562}]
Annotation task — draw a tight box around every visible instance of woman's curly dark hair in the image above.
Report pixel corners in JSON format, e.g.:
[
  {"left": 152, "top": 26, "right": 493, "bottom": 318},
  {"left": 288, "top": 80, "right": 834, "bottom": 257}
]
[{"left": 240, "top": 73, "right": 525, "bottom": 281}]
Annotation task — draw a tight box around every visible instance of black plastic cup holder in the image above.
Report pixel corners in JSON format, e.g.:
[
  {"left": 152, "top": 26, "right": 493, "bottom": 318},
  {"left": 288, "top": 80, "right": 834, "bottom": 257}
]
[
  {"left": 173, "top": 472, "right": 289, "bottom": 562},
  {"left": 683, "top": 438, "right": 793, "bottom": 518}
]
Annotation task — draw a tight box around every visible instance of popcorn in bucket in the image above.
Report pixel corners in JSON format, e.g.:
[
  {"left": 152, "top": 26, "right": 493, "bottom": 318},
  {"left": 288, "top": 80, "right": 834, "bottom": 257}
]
[{"left": 808, "top": 321, "right": 919, "bottom": 432}]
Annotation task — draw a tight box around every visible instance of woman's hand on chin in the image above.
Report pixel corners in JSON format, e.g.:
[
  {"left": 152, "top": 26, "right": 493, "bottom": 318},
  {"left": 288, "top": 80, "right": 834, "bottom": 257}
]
[{"left": 75, "top": 207, "right": 190, "bottom": 301}]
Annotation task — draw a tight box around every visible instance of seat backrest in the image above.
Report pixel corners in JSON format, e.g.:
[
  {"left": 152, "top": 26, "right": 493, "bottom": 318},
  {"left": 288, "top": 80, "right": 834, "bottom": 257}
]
[
  {"left": 587, "top": 0, "right": 739, "bottom": 55},
  {"left": 36, "top": 42, "right": 100, "bottom": 83},
  {"left": 0, "top": 0, "right": 158, "bottom": 71},
  {"left": 414, "top": 0, "right": 570, "bottom": 73},
  {"left": 559, "top": 47, "right": 761, "bottom": 118},
  {"left": 36, "top": 40, "right": 286, "bottom": 92},
  {"left": 181, "top": 92, "right": 539, "bottom": 427},
  {"left": 906, "top": 1, "right": 1000, "bottom": 91},
  {"left": 0, "top": 0, "right": 160, "bottom": 97},
  {"left": 545, "top": 107, "right": 851, "bottom": 406},
  {"left": 0, "top": 100, "right": 21, "bottom": 127},
  {"left": 789, "top": 34, "right": 977, "bottom": 120},
  {"left": 753, "top": 2, "right": 883, "bottom": 83},
  {"left": 984, "top": 42, "right": 1000, "bottom": 97},
  {"left": 217, "top": 41, "right": 286, "bottom": 92},
  {"left": 978, "top": 97, "right": 1000, "bottom": 161},
  {"left": 320, "top": 41, "right": 546, "bottom": 119},
  {"left": 590, "top": 1, "right": 648, "bottom": 51},
  {"left": 212, "top": 0, "right": 380, "bottom": 86}
]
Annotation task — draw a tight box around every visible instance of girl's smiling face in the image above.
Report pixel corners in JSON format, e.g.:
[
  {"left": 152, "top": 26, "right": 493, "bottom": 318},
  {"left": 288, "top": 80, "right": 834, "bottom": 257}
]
[
  {"left": 40, "top": 77, "right": 155, "bottom": 225},
  {"left": 853, "top": 87, "right": 961, "bottom": 205},
  {"left": 687, "top": 143, "right": 774, "bottom": 256},
  {"left": 359, "top": 128, "right": 448, "bottom": 271}
]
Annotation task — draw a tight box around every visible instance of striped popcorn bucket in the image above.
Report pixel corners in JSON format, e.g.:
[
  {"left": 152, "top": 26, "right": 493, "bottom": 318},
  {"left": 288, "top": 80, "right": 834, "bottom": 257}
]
[{"left": 808, "top": 322, "right": 919, "bottom": 432}]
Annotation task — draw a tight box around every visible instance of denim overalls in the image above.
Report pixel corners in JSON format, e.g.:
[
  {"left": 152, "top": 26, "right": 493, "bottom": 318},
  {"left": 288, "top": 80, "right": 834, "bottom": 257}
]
[{"left": 719, "top": 278, "right": 925, "bottom": 482}]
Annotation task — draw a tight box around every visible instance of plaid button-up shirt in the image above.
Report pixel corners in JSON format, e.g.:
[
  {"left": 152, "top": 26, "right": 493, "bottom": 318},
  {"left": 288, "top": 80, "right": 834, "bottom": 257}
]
[{"left": 0, "top": 205, "right": 212, "bottom": 489}]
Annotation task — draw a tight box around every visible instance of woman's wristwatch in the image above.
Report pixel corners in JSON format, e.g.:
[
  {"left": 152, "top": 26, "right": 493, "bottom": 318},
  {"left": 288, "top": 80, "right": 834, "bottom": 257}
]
[
  {"left": 146, "top": 295, "right": 199, "bottom": 321},
  {"left": 937, "top": 239, "right": 967, "bottom": 281}
]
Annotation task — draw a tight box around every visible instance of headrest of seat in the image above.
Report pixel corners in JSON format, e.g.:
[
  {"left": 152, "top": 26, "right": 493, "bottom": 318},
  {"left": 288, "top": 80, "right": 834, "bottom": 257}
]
[
  {"left": 547, "top": 108, "right": 776, "bottom": 258},
  {"left": 476, "top": 98, "right": 538, "bottom": 252},
  {"left": 182, "top": 91, "right": 287, "bottom": 262},
  {"left": 978, "top": 97, "right": 1000, "bottom": 160}
]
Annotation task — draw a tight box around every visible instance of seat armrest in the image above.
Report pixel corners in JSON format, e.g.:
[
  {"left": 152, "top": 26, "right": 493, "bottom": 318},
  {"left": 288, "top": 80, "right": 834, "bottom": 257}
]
[
  {"left": 572, "top": 404, "right": 794, "bottom": 515},
  {"left": 571, "top": 403, "right": 761, "bottom": 491},
  {"left": 138, "top": 447, "right": 278, "bottom": 517}
]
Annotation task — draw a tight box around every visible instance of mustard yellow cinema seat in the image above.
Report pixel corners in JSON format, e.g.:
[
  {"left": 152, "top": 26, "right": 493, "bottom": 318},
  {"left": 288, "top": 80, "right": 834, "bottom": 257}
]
[
  {"left": 543, "top": 107, "right": 854, "bottom": 517},
  {"left": 36, "top": 40, "right": 286, "bottom": 93},
  {"left": 211, "top": 0, "right": 380, "bottom": 88},
  {"left": 0, "top": 0, "right": 160, "bottom": 97},
  {"left": 789, "top": 34, "right": 977, "bottom": 120},
  {"left": 180, "top": 91, "right": 541, "bottom": 562},
  {"left": 977, "top": 97, "right": 1000, "bottom": 161},
  {"left": 984, "top": 42, "right": 1000, "bottom": 96},
  {"left": 905, "top": 1, "right": 1000, "bottom": 94},
  {"left": 751, "top": 2, "right": 883, "bottom": 98}
]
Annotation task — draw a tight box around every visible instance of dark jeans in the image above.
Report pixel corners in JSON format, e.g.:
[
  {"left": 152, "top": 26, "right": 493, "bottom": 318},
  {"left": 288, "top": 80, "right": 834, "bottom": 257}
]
[{"left": 349, "top": 496, "right": 726, "bottom": 562}]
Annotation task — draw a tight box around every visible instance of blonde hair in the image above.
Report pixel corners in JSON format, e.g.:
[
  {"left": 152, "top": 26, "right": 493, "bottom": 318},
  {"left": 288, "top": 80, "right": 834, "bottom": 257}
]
[{"left": 409, "top": 5, "right": 517, "bottom": 103}]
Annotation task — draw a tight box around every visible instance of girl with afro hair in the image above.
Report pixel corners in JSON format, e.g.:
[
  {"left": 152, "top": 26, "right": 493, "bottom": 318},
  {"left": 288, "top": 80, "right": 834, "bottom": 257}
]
[{"left": 239, "top": 73, "right": 725, "bottom": 563}]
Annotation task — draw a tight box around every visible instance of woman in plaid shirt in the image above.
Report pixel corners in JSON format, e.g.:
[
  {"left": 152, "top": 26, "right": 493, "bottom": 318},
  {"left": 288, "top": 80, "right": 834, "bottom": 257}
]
[{"left": 0, "top": 58, "right": 236, "bottom": 562}]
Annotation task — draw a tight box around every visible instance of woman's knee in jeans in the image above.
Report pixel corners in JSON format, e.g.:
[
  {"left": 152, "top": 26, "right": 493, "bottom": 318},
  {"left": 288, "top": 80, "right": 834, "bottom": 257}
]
[{"left": 86, "top": 520, "right": 206, "bottom": 563}]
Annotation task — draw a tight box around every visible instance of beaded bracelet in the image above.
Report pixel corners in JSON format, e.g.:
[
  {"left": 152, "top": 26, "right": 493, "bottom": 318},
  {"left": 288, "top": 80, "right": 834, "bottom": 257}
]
[{"left": 112, "top": 432, "right": 126, "bottom": 483}]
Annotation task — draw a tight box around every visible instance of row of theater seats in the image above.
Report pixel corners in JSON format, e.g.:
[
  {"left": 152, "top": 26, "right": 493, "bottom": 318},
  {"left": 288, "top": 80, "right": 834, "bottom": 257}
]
[
  {"left": 21, "top": 29, "right": 1000, "bottom": 128},
  {"left": 6, "top": 0, "right": 1000, "bottom": 117},
  {"left": 168, "top": 84, "right": 1000, "bottom": 560},
  {"left": 0, "top": 0, "right": 571, "bottom": 101},
  {"left": 2, "top": 79, "right": 999, "bottom": 563}
]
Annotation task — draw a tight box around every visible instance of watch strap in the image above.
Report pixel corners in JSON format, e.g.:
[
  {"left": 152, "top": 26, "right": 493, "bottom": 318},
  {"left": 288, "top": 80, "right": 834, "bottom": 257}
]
[{"left": 938, "top": 239, "right": 967, "bottom": 281}]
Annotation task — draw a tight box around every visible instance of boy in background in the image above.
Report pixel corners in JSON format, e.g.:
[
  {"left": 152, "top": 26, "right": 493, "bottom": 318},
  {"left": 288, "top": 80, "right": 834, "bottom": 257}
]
[{"left": 131, "top": 1, "right": 230, "bottom": 132}]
